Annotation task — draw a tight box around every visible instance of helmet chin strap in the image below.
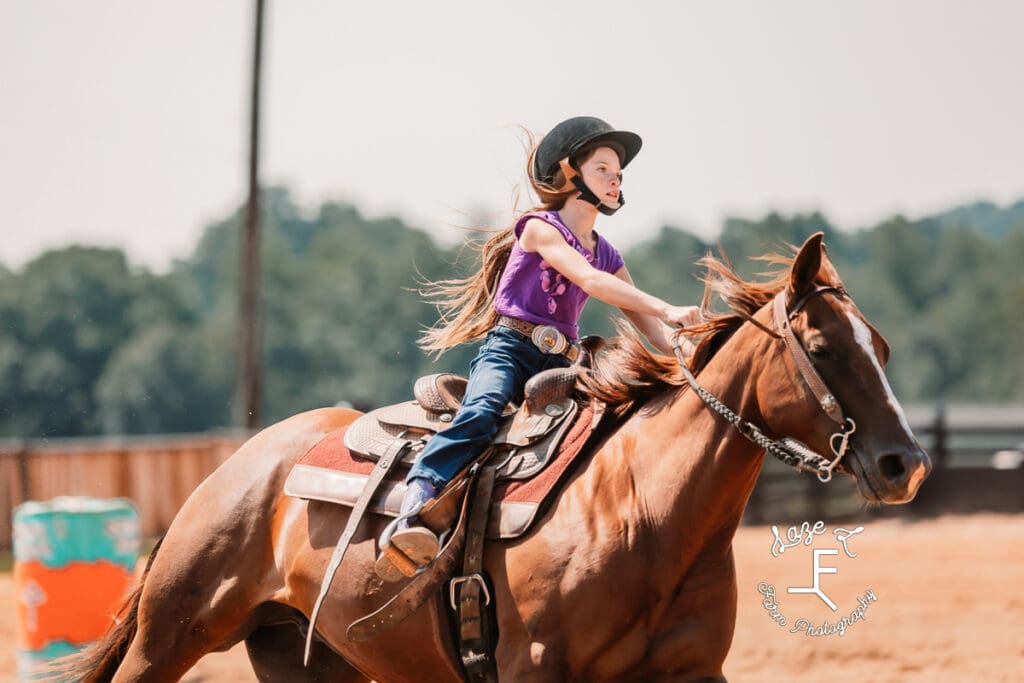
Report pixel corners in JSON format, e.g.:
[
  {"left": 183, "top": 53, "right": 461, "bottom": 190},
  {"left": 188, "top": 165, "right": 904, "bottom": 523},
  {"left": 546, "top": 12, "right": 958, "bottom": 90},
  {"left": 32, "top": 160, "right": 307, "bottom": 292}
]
[
  {"left": 556, "top": 158, "right": 625, "bottom": 216},
  {"left": 570, "top": 176, "right": 624, "bottom": 216}
]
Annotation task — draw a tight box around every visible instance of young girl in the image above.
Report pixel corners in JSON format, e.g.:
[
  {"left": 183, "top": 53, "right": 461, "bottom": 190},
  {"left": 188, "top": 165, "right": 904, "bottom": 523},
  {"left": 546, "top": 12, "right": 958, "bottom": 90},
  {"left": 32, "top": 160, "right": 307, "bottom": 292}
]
[{"left": 377, "top": 116, "right": 701, "bottom": 580}]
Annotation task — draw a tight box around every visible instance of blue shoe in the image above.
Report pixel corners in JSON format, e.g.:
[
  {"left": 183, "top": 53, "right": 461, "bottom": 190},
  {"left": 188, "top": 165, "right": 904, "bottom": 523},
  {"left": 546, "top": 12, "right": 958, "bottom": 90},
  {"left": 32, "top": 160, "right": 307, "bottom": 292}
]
[
  {"left": 374, "top": 478, "right": 440, "bottom": 582},
  {"left": 396, "top": 477, "right": 439, "bottom": 530}
]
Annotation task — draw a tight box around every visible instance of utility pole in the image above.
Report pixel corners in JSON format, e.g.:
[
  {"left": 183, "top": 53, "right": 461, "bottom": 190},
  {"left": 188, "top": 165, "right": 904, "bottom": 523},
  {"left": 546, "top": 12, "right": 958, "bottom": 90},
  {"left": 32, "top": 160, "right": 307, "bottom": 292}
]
[{"left": 237, "top": 0, "right": 265, "bottom": 430}]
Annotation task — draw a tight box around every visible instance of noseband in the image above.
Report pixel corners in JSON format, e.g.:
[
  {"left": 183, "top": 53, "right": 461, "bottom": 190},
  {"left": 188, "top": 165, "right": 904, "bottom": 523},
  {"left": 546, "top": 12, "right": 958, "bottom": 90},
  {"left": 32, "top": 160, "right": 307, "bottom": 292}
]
[{"left": 673, "top": 286, "right": 856, "bottom": 483}]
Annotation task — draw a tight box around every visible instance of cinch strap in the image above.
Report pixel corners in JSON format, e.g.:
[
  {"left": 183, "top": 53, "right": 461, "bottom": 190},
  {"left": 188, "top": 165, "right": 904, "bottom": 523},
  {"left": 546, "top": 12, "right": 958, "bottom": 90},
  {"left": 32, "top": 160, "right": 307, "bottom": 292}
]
[{"left": 451, "top": 464, "right": 499, "bottom": 682}]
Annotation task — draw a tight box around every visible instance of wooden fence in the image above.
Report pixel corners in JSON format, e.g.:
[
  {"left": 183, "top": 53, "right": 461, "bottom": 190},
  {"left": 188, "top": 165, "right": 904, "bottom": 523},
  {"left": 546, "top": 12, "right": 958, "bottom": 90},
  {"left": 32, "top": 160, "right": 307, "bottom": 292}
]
[
  {"left": 1, "top": 404, "right": 1021, "bottom": 549},
  {"left": 0, "top": 432, "right": 248, "bottom": 550}
]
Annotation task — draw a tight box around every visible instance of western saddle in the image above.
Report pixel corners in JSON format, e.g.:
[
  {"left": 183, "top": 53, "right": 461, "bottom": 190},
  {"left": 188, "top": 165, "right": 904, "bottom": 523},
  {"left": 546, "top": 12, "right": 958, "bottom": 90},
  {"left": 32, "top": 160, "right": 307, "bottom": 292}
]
[{"left": 292, "top": 353, "right": 603, "bottom": 679}]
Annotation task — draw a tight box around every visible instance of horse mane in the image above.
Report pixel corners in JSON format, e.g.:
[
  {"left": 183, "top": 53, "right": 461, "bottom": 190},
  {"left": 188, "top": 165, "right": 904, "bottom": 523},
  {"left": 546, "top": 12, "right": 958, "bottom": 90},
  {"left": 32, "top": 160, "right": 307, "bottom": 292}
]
[{"left": 578, "top": 250, "right": 795, "bottom": 411}]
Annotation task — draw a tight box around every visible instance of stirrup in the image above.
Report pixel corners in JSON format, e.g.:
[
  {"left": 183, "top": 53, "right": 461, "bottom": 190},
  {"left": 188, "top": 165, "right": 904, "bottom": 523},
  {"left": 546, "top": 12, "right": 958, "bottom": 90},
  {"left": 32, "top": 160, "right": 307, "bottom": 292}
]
[{"left": 374, "top": 526, "right": 440, "bottom": 582}]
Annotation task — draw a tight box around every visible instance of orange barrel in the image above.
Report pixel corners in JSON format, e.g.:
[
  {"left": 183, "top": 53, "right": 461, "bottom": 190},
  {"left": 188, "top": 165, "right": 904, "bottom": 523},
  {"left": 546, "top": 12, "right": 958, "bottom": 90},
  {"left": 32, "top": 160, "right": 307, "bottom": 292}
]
[{"left": 13, "top": 497, "right": 139, "bottom": 681}]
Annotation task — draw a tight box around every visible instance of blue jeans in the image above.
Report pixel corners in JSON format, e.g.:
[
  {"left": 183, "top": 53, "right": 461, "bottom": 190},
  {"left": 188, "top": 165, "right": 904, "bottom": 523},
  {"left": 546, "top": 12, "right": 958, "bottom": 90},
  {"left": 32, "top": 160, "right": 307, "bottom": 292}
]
[{"left": 406, "top": 326, "right": 571, "bottom": 489}]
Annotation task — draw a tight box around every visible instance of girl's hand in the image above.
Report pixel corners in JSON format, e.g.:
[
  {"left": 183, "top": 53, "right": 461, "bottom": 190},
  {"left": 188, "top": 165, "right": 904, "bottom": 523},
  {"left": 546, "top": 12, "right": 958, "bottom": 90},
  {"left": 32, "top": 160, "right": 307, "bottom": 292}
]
[{"left": 664, "top": 305, "right": 703, "bottom": 328}]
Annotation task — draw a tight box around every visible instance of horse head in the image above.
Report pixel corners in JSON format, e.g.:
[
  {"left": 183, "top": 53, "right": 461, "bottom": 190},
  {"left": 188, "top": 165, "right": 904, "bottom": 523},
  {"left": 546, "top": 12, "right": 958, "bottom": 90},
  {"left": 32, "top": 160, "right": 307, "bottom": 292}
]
[{"left": 757, "top": 232, "right": 932, "bottom": 503}]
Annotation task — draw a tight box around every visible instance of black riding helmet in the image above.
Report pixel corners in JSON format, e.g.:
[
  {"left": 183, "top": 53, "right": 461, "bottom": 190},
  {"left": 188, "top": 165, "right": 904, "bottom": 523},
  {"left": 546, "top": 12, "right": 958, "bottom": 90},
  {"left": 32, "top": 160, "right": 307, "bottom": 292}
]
[{"left": 534, "top": 116, "right": 642, "bottom": 216}]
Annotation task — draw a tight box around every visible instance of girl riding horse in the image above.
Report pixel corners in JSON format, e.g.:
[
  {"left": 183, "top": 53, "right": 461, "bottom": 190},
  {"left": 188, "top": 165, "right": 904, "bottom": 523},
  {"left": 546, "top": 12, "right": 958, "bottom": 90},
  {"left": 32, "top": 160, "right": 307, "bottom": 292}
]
[
  {"left": 61, "top": 232, "right": 931, "bottom": 683},
  {"left": 379, "top": 116, "right": 703, "bottom": 578}
]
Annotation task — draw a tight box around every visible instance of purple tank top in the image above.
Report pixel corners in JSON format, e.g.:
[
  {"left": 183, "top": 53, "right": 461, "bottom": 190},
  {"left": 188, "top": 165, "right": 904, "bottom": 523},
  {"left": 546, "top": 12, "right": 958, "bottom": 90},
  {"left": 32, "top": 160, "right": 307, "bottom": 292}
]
[{"left": 493, "top": 211, "right": 625, "bottom": 340}]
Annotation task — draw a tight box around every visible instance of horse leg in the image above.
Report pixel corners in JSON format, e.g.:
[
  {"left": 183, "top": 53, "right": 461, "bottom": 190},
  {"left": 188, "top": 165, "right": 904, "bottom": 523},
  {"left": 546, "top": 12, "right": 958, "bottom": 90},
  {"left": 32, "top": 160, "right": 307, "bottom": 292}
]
[
  {"left": 643, "top": 548, "right": 737, "bottom": 683},
  {"left": 106, "top": 408, "right": 361, "bottom": 682},
  {"left": 245, "top": 622, "right": 372, "bottom": 683},
  {"left": 108, "top": 522, "right": 272, "bottom": 682}
]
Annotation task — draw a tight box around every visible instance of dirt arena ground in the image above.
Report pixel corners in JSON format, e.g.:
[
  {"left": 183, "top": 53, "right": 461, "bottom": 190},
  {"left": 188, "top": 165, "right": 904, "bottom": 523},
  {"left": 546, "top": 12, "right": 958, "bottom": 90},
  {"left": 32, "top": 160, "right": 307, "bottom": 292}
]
[{"left": 2, "top": 513, "right": 1021, "bottom": 682}]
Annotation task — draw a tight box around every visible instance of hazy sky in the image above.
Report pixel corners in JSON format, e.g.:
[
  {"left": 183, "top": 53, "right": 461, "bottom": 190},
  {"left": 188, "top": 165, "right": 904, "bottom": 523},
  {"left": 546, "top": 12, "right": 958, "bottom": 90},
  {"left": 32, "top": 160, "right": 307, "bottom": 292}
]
[{"left": 3, "top": 1, "right": 1023, "bottom": 271}]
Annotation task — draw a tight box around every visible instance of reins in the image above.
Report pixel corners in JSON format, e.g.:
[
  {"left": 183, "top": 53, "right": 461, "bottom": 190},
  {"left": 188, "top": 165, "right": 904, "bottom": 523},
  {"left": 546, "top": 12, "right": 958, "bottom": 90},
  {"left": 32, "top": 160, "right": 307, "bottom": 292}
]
[{"left": 672, "top": 286, "right": 855, "bottom": 483}]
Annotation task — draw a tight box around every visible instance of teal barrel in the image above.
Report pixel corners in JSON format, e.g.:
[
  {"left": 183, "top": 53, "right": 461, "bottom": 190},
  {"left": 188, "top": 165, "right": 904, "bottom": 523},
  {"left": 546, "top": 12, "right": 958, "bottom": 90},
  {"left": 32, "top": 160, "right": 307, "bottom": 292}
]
[{"left": 13, "top": 497, "right": 140, "bottom": 681}]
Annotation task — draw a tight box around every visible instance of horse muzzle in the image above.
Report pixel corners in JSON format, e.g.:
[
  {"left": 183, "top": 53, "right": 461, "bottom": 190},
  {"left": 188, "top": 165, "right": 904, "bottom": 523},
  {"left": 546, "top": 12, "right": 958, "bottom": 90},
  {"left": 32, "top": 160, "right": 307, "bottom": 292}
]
[{"left": 849, "top": 442, "right": 932, "bottom": 504}]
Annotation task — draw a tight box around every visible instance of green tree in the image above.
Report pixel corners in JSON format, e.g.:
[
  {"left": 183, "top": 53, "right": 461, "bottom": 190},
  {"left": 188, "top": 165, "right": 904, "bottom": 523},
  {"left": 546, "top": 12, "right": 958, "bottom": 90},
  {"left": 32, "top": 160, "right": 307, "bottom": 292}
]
[
  {"left": 2, "top": 191, "right": 1022, "bottom": 438},
  {"left": 0, "top": 248, "right": 140, "bottom": 436}
]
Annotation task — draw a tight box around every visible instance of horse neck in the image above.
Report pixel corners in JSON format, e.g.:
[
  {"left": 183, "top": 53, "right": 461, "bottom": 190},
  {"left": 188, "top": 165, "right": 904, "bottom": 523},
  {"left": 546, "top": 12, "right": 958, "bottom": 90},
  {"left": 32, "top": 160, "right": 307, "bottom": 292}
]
[{"left": 622, "top": 309, "right": 779, "bottom": 570}]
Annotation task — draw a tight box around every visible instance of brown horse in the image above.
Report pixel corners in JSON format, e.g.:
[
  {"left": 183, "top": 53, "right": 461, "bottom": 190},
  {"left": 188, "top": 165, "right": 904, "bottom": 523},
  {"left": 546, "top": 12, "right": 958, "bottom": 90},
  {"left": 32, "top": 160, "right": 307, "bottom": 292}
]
[{"left": 65, "top": 233, "right": 929, "bottom": 682}]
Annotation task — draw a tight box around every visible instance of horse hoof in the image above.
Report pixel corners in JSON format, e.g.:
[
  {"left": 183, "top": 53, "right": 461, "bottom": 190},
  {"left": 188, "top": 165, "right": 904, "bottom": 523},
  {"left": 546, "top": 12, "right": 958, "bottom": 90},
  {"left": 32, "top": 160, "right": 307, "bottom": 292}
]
[{"left": 374, "top": 527, "right": 439, "bottom": 582}]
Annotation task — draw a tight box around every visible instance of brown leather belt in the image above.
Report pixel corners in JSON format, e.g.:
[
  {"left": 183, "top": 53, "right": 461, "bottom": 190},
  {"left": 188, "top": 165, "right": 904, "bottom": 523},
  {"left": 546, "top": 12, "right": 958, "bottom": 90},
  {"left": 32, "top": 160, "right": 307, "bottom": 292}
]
[{"left": 496, "top": 316, "right": 580, "bottom": 363}]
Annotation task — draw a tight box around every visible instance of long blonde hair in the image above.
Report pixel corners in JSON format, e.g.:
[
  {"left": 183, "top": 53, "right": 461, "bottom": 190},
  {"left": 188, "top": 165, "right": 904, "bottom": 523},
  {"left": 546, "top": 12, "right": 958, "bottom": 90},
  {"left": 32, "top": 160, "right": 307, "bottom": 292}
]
[{"left": 417, "top": 130, "right": 597, "bottom": 356}]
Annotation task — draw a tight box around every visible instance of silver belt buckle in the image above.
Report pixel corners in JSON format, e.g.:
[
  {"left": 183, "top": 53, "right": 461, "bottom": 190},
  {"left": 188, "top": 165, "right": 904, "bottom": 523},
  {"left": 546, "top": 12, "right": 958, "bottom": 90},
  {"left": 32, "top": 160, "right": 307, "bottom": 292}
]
[{"left": 531, "top": 324, "right": 568, "bottom": 355}]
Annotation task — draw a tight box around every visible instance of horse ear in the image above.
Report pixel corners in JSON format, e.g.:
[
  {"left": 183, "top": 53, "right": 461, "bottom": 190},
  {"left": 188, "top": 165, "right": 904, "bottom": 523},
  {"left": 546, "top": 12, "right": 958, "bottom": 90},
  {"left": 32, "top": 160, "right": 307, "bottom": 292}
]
[
  {"left": 818, "top": 242, "right": 845, "bottom": 288},
  {"left": 789, "top": 232, "right": 824, "bottom": 296}
]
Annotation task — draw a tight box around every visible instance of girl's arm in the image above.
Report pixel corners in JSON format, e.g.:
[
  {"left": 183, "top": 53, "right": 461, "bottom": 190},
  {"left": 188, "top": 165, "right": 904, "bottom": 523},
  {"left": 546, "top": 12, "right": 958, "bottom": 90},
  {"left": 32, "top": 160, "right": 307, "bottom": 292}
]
[
  {"left": 612, "top": 266, "right": 693, "bottom": 356},
  {"left": 519, "top": 219, "right": 701, "bottom": 341}
]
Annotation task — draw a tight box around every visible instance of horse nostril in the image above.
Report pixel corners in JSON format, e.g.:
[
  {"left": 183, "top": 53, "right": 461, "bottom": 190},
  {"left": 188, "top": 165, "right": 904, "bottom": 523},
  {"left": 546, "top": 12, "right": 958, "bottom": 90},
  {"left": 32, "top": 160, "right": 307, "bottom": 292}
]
[{"left": 878, "top": 453, "right": 907, "bottom": 482}]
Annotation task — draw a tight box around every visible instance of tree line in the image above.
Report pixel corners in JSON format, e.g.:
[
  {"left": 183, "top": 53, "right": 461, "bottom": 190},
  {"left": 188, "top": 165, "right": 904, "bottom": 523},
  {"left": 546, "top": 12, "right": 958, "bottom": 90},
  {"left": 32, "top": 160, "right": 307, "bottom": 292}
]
[{"left": 1, "top": 188, "right": 1021, "bottom": 438}]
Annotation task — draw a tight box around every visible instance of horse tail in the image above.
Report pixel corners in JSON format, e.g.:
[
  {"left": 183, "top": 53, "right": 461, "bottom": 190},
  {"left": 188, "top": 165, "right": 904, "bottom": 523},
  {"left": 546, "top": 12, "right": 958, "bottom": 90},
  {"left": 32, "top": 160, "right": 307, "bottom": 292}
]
[{"left": 49, "top": 536, "right": 164, "bottom": 683}]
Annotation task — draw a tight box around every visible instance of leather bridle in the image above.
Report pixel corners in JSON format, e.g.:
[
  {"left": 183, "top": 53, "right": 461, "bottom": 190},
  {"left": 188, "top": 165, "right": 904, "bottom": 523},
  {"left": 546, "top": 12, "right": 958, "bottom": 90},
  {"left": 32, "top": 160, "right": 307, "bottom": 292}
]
[{"left": 673, "top": 286, "right": 856, "bottom": 483}]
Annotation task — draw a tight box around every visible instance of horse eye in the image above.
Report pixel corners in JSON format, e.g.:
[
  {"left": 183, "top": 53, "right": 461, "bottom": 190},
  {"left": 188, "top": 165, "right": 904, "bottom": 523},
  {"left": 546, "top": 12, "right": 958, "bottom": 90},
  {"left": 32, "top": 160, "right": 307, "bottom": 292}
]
[{"left": 808, "top": 342, "right": 830, "bottom": 359}]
